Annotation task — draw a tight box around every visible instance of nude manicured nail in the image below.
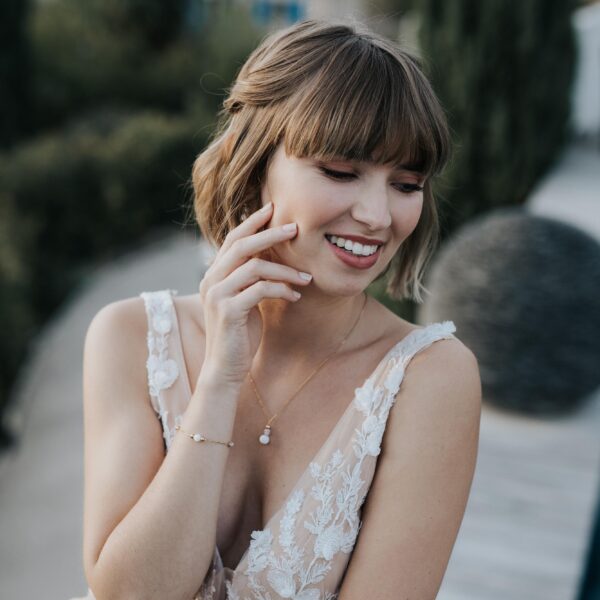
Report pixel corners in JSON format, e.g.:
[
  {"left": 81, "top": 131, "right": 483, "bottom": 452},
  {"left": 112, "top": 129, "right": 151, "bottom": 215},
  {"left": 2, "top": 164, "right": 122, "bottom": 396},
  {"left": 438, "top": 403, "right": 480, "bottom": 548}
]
[
  {"left": 261, "top": 202, "right": 272, "bottom": 212},
  {"left": 298, "top": 272, "right": 312, "bottom": 281},
  {"left": 283, "top": 223, "right": 297, "bottom": 232}
]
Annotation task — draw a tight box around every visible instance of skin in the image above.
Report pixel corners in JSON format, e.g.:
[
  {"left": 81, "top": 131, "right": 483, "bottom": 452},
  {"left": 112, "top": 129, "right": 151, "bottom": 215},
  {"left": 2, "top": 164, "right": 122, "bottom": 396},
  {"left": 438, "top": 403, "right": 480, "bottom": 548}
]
[
  {"left": 83, "top": 142, "right": 481, "bottom": 597},
  {"left": 180, "top": 141, "right": 431, "bottom": 569},
  {"left": 249, "top": 142, "right": 426, "bottom": 372}
]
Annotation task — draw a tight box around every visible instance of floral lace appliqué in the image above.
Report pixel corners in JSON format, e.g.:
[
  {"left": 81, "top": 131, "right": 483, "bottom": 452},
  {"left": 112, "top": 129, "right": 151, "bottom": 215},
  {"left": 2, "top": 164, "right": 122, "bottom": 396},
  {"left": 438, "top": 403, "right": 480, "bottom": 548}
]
[
  {"left": 236, "top": 321, "right": 456, "bottom": 600},
  {"left": 140, "top": 289, "right": 181, "bottom": 449},
  {"left": 237, "top": 371, "right": 400, "bottom": 599},
  {"left": 135, "top": 298, "right": 455, "bottom": 600}
]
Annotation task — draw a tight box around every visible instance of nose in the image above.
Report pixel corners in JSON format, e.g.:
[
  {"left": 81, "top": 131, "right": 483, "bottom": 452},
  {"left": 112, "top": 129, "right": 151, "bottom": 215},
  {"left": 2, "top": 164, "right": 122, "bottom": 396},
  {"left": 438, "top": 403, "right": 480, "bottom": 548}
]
[{"left": 350, "top": 183, "right": 392, "bottom": 232}]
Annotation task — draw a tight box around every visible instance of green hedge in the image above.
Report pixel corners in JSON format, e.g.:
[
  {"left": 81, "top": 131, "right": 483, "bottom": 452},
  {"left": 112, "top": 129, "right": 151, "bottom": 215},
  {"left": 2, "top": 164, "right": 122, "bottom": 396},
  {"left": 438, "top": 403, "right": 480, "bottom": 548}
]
[
  {"left": 0, "top": 0, "right": 262, "bottom": 447},
  {"left": 0, "top": 109, "right": 212, "bottom": 439},
  {"left": 416, "top": 0, "right": 577, "bottom": 236}
]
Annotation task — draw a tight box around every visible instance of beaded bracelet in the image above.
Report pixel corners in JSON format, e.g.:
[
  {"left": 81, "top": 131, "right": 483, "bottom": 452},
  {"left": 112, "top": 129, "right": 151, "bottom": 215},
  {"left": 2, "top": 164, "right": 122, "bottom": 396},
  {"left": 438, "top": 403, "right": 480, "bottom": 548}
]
[{"left": 174, "top": 425, "right": 234, "bottom": 448}]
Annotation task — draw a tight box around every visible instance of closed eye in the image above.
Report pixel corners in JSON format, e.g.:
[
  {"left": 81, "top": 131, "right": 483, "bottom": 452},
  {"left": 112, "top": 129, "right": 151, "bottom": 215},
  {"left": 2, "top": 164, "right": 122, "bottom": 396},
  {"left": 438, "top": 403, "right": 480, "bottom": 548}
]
[
  {"left": 319, "top": 167, "right": 424, "bottom": 194},
  {"left": 319, "top": 167, "right": 356, "bottom": 181},
  {"left": 396, "top": 182, "right": 424, "bottom": 193}
]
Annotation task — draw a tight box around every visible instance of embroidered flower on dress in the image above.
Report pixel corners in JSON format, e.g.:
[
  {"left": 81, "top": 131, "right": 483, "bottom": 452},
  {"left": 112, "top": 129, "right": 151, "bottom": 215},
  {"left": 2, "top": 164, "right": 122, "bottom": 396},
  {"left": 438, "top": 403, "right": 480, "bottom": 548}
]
[
  {"left": 147, "top": 354, "right": 179, "bottom": 395},
  {"left": 137, "top": 293, "right": 457, "bottom": 600},
  {"left": 152, "top": 313, "right": 172, "bottom": 334},
  {"left": 295, "top": 589, "right": 321, "bottom": 600},
  {"left": 353, "top": 379, "right": 377, "bottom": 414},
  {"left": 384, "top": 361, "right": 405, "bottom": 393},
  {"left": 314, "top": 523, "right": 346, "bottom": 560},
  {"left": 225, "top": 581, "right": 240, "bottom": 600},
  {"left": 246, "top": 529, "right": 273, "bottom": 574},
  {"left": 267, "top": 569, "right": 296, "bottom": 597},
  {"left": 367, "top": 423, "right": 387, "bottom": 457}
]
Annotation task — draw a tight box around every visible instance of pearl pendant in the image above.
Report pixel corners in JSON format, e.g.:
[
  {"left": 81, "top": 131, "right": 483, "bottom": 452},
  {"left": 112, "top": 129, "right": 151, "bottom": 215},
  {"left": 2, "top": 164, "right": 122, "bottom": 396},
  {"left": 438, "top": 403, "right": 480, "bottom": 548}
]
[{"left": 259, "top": 426, "right": 271, "bottom": 445}]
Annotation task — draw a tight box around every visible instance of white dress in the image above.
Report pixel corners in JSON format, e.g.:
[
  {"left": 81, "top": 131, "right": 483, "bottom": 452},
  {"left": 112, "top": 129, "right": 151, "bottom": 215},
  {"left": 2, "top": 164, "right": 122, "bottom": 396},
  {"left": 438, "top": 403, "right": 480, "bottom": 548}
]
[{"left": 71, "top": 288, "right": 456, "bottom": 600}]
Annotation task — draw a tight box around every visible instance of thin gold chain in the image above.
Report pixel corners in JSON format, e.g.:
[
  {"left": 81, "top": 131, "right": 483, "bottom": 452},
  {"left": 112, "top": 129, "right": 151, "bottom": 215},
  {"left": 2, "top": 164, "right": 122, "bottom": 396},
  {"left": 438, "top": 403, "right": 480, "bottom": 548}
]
[{"left": 247, "top": 293, "right": 368, "bottom": 432}]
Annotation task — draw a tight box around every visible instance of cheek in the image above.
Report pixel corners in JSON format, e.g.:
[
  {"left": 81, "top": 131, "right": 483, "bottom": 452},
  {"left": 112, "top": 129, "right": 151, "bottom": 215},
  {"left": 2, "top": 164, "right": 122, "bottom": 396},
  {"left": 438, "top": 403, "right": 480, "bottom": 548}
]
[
  {"left": 390, "top": 199, "right": 424, "bottom": 240},
  {"left": 279, "top": 187, "right": 342, "bottom": 232}
]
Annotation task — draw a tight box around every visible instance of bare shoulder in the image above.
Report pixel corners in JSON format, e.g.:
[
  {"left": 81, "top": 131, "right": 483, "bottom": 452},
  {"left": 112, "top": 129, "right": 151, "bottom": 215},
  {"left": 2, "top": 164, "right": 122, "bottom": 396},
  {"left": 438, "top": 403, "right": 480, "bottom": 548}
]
[
  {"left": 385, "top": 332, "right": 482, "bottom": 457},
  {"left": 337, "top": 319, "right": 481, "bottom": 597},
  {"left": 85, "top": 296, "right": 149, "bottom": 391},
  {"left": 87, "top": 295, "right": 148, "bottom": 334},
  {"left": 83, "top": 296, "right": 166, "bottom": 579}
]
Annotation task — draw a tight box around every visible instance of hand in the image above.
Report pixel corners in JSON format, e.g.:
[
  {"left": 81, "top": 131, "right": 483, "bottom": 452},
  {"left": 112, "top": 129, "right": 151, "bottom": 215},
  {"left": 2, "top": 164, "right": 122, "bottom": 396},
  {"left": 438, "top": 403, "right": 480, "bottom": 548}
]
[{"left": 198, "top": 202, "right": 312, "bottom": 389}]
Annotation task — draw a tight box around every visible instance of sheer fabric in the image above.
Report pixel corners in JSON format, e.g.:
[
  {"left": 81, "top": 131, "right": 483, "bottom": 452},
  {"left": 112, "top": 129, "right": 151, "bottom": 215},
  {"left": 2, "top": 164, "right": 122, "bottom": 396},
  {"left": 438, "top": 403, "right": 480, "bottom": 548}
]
[{"left": 72, "top": 289, "right": 456, "bottom": 599}]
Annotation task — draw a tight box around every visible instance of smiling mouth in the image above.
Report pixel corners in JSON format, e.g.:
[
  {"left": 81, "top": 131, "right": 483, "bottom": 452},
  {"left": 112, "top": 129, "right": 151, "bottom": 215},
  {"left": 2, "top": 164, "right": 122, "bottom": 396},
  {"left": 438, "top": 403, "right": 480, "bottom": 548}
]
[{"left": 324, "top": 234, "right": 382, "bottom": 257}]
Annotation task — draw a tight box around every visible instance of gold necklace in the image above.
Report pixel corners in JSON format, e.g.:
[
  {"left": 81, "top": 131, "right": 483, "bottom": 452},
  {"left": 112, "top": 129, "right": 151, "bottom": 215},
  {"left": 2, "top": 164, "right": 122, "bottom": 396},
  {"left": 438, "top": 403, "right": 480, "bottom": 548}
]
[{"left": 247, "top": 293, "right": 368, "bottom": 446}]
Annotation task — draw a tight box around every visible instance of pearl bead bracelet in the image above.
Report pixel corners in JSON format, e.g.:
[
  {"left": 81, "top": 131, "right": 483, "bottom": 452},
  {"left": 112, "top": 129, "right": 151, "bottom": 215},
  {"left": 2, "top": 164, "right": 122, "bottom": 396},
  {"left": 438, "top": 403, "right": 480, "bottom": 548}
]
[{"left": 174, "top": 425, "right": 234, "bottom": 448}]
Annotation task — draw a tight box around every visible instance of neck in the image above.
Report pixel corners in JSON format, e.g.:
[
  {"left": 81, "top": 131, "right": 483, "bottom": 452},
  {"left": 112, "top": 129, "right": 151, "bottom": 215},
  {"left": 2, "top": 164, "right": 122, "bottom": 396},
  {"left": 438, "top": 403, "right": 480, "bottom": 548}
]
[{"left": 253, "top": 287, "right": 367, "bottom": 372}]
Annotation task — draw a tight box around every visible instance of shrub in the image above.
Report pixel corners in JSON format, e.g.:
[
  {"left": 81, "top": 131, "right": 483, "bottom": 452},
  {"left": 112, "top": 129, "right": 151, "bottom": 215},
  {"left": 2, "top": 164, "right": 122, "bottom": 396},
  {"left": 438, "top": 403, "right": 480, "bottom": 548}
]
[{"left": 416, "top": 0, "right": 577, "bottom": 236}]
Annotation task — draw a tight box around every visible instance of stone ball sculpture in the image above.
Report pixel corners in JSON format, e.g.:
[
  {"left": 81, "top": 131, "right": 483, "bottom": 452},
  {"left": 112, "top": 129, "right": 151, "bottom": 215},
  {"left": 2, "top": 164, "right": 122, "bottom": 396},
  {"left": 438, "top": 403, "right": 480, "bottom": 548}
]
[{"left": 418, "top": 207, "right": 600, "bottom": 416}]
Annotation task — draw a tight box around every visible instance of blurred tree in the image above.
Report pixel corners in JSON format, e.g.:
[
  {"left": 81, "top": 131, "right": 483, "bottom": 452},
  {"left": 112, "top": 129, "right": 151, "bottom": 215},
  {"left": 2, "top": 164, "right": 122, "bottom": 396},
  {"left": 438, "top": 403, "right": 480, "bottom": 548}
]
[
  {"left": 0, "top": 1, "right": 262, "bottom": 446},
  {"left": 416, "top": 0, "right": 577, "bottom": 237},
  {"left": 99, "top": 0, "right": 188, "bottom": 51},
  {"left": 367, "top": 0, "right": 417, "bottom": 15},
  {"left": 28, "top": 0, "right": 261, "bottom": 135},
  {"left": 0, "top": 0, "right": 32, "bottom": 148}
]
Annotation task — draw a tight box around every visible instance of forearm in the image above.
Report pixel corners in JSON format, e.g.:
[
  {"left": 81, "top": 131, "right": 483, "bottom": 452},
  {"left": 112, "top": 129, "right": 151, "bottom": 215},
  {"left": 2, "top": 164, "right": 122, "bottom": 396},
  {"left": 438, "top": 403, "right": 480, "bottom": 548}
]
[{"left": 89, "top": 373, "right": 240, "bottom": 600}]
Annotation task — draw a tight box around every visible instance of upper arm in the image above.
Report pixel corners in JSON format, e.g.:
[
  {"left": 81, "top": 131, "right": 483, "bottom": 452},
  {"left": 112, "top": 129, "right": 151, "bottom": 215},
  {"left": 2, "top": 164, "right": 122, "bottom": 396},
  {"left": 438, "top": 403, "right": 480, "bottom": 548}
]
[
  {"left": 82, "top": 298, "right": 165, "bottom": 583},
  {"left": 338, "top": 338, "right": 482, "bottom": 600}
]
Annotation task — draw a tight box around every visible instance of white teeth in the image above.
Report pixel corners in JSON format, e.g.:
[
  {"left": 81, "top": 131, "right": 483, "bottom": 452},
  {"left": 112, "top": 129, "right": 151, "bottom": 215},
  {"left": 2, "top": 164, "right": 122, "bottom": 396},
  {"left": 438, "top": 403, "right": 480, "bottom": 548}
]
[{"left": 326, "top": 235, "right": 379, "bottom": 257}]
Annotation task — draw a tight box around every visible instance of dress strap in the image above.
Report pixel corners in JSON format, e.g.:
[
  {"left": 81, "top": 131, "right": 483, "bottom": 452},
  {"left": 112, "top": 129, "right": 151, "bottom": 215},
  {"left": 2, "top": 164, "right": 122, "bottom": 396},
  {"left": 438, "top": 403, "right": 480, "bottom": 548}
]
[
  {"left": 375, "top": 320, "right": 457, "bottom": 410},
  {"left": 395, "top": 320, "right": 457, "bottom": 366},
  {"left": 139, "top": 288, "right": 189, "bottom": 452}
]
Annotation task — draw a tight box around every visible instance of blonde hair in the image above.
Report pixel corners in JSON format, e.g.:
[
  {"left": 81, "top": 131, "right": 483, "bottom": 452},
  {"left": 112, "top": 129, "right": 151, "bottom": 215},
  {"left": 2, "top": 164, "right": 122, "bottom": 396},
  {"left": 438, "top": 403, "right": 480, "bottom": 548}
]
[{"left": 191, "top": 19, "right": 450, "bottom": 302}]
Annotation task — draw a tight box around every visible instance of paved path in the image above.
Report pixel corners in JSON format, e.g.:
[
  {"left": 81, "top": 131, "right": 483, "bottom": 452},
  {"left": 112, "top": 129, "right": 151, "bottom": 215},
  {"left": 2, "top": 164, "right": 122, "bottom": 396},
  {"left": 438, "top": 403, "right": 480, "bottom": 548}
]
[
  {"left": 438, "top": 143, "right": 600, "bottom": 600},
  {"left": 528, "top": 143, "right": 600, "bottom": 241},
  {"left": 0, "top": 228, "right": 208, "bottom": 599},
  {"left": 0, "top": 144, "right": 598, "bottom": 599}
]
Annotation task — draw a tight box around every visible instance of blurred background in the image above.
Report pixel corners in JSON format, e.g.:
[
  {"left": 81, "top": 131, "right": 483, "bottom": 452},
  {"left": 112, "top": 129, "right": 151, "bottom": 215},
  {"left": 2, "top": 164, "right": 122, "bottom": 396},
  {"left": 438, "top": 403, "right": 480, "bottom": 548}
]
[{"left": 0, "top": 0, "right": 599, "bottom": 598}]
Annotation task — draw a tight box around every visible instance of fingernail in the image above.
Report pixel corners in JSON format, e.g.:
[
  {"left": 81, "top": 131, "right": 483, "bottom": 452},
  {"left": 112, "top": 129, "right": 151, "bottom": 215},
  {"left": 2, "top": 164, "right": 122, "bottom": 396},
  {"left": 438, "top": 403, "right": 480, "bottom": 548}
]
[
  {"left": 261, "top": 202, "right": 272, "bottom": 212},
  {"left": 283, "top": 223, "right": 297, "bottom": 232},
  {"left": 298, "top": 271, "right": 312, "bottom": 281}
]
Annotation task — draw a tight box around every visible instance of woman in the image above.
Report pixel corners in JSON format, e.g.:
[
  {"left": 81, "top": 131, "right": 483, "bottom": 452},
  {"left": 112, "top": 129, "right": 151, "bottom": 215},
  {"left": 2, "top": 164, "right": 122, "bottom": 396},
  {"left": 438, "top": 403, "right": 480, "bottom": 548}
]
[{"left": 78, "top": 19, "right": 481, "bottom": 600}]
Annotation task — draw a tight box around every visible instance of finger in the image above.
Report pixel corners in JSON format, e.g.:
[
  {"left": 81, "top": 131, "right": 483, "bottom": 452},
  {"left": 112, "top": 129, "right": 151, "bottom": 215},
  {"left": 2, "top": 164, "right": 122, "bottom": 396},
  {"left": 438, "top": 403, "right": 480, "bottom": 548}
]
[
  {"left": 207, "top": 222, "right": 298, "bottom": 286},
  {"left": 213, "top": 257, "right": 312, "bottom": 299},
  {"left": 220, "top": 201, "right": 273, "bottom": 255},
  {"left": 232, "top": 280, "right": 301, "bottom": 312}
]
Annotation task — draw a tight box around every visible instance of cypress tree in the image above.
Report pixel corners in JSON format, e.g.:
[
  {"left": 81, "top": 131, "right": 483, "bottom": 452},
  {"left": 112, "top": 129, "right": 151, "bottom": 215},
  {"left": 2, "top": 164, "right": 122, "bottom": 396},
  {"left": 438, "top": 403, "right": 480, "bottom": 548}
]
[
  {"left": 416, "top": 0, "right": 577, "bottom": 237},
  {"left": 0, "top": 0, "right": 32, "bottom": 148}
]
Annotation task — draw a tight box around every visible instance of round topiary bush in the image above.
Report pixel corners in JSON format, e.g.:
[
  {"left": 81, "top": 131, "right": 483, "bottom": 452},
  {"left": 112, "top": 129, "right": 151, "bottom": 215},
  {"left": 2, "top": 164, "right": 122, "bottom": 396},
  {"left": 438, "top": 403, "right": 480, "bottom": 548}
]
[{"left": 418, "top": 208, "right": 600, "bottom": 416}]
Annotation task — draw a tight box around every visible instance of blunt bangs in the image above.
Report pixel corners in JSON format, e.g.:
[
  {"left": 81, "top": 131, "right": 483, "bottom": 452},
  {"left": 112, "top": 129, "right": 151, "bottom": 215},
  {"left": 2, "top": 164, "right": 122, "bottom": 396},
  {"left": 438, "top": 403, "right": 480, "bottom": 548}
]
[
  {"left": 282, "top": 35, "right": 449, "bottom": 178},
  {"left": 192, "top": 19, "right": 451, "bottom": 301}
]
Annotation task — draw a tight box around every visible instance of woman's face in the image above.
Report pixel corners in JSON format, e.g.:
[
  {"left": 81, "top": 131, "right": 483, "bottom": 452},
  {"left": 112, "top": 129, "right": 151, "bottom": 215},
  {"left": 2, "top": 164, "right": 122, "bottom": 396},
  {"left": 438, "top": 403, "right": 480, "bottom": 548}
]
[{"left": 259, "top": 143, "right": 425, "bottom": 297}]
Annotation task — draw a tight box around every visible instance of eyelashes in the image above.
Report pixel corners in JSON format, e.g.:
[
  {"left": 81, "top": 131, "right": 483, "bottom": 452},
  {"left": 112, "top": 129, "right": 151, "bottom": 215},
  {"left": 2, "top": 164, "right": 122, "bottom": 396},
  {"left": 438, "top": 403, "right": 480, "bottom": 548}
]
[{"left": 318, "top": 167, "right": 424, "bottom": 194}]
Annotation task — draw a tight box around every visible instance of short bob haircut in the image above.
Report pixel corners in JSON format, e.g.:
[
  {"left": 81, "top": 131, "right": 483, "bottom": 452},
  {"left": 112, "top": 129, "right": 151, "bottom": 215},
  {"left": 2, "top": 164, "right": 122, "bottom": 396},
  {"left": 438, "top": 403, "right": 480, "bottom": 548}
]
[{"left": 192, "top": 19, "right": 450, "bottom": 303}]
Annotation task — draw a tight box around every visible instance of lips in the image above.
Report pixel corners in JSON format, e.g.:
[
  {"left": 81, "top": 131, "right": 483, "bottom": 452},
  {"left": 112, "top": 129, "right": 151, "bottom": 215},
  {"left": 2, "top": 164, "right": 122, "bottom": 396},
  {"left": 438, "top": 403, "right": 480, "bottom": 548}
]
[
  {"left": 325, "top": 235, "right": 382, "bottom": 269},
  {"left": 325, "top": 233, "right": 385, "bottom": 246},
  {"left": 324, "top": 234, "right": 382, "bottom": 256}
]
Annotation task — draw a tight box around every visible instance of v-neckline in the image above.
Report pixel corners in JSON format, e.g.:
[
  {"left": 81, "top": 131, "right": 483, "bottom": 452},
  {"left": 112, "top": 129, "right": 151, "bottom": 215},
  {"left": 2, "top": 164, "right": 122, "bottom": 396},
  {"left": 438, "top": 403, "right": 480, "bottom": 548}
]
[{"left": 169, "top": 291, "right": 425, "bottom": 575}]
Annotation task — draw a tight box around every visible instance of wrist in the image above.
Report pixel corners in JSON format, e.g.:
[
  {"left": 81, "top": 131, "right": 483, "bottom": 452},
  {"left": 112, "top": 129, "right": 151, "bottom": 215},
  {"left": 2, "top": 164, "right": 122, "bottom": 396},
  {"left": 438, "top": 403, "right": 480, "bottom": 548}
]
[{"left": 195, "top": 365, "right": 244, "bottom": 399}]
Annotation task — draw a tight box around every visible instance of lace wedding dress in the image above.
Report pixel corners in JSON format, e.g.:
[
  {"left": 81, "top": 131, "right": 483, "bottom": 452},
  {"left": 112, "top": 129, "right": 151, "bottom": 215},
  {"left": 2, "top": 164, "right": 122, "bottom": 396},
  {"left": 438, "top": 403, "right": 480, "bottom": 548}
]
[{"left": 71, "top": 289, "right": 456, "bottom": 600}]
